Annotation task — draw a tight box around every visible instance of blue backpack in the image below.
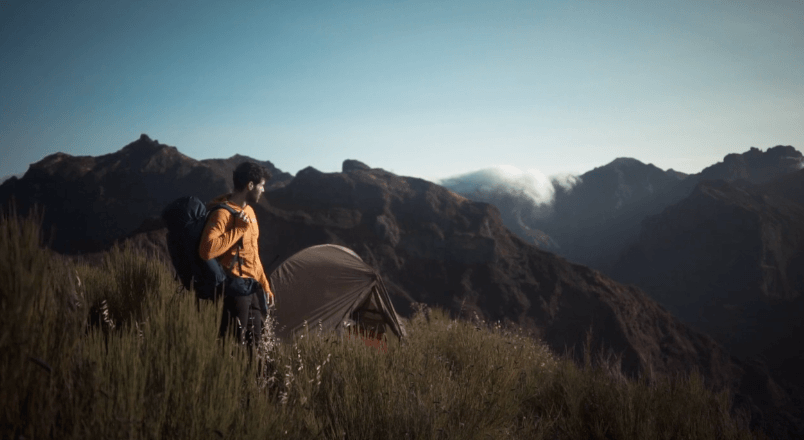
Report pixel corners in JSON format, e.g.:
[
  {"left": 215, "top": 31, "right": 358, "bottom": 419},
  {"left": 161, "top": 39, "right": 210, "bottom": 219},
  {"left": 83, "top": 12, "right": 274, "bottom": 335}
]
[{"left": 162, "top": 196, "right": 256, "bottom": 301}]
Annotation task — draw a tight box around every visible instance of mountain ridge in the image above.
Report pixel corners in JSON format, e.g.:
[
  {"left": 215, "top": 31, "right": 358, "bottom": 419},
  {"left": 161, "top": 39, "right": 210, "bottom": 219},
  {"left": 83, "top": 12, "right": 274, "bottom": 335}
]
[
  {"left": 0, "top": 134, "right": 292, "bottom": 254},
  {"left": 442, "top": 145, "right": 804, "bottom": 272}
]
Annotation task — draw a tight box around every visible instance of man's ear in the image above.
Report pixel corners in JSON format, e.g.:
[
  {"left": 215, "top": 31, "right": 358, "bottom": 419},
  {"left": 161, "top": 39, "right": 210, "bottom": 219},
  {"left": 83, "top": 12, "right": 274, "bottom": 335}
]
[{"left": 247, "top": 181, "right": 254, "bottom": 191}]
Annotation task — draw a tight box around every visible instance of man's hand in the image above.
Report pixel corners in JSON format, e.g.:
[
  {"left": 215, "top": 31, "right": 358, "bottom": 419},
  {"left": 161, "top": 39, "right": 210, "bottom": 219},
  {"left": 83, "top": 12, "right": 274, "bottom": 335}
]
[{"left": 235, "top": 210, "right": 251, "bottom": 227}]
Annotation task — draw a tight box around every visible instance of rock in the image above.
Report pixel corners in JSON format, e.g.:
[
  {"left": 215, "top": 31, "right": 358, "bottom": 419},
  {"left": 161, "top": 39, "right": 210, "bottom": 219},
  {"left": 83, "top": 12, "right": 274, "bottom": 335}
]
[
  {"left": 343, "top": 159, "right": 371, "bottom": 172},
  {"left": 374, "top": 214, "right": 400, "bottom": 246}
]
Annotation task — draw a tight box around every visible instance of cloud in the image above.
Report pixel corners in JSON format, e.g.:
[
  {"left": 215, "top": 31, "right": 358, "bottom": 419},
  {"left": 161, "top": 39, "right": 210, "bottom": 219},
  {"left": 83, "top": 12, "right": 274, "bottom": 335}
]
[
  {"left": 440, "top": 166, "right": 554, "bottom": 204},
  {"left": 438, "top": 165, "right": 582, "bottom": 221},
  {"left": 551, "top": 173, "right": 582, "bottom": 192}
]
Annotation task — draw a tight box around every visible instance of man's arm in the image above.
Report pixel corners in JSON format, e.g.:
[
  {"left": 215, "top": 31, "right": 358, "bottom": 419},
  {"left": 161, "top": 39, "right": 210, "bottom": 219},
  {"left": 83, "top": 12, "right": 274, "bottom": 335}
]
[
  {"left": 198, "top": 210, "right": 247, "bottom": 260},
  {"left": 255, "top": 253, "right": 275, "bottom": 304}
]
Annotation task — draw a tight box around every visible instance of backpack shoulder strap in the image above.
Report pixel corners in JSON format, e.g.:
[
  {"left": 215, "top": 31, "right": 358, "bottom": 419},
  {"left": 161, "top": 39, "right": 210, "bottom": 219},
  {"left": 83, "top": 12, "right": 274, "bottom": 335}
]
[{"left": 209, "top": 203, "right": 240, "bottom": 217}]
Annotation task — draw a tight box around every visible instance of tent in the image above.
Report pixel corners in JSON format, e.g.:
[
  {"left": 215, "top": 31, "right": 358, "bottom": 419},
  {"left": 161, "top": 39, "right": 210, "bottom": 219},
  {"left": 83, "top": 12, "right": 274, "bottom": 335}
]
[{"left": 269, "top": 244, "right": 406, "bottom": 341}]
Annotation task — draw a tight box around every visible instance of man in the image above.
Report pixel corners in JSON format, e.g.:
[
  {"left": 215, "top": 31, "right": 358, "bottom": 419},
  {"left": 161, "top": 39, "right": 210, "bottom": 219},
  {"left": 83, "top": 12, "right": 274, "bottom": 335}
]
[{"left": 199, "top": 161, "right": 275, "bottom": 345}]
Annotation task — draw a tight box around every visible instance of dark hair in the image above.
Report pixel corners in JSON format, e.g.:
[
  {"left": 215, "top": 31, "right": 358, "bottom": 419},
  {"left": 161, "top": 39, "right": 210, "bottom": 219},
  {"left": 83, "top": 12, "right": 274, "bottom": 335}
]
[{"left": 233, "top": 162, "right": 272, "bottom": 191}]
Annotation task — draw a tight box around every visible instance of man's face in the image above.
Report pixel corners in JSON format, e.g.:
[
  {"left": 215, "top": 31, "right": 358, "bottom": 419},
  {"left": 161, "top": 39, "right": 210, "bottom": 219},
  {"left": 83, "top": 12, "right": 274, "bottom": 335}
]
[{"left": 246, "top": 179, "right": 266, "bottom": 205}]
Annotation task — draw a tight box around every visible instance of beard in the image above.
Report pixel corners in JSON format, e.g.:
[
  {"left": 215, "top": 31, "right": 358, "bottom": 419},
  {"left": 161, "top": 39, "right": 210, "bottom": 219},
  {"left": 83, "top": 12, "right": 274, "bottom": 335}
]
[{"left": 246, "top": 190, "right": 261, "bottom": 205}]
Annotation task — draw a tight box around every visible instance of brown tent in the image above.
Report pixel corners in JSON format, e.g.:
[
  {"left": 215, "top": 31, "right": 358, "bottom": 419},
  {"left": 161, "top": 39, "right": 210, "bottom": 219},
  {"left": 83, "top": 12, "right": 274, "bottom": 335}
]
[{"left": 269, "top": 244, "right": 406, "bottom": 341}]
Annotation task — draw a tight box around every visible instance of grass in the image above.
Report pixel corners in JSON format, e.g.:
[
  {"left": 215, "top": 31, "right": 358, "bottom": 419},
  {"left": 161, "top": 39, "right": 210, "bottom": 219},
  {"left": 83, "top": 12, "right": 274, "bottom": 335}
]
[{"left": 0, "top": 207, "right": 765, "bottom": 439}]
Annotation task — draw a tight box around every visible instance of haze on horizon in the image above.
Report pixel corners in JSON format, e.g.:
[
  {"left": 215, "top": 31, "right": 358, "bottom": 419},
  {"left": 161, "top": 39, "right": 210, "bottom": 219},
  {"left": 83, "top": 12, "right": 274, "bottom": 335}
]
[{"left": 1, "top": 0, "right": 802, "bottom": 185}]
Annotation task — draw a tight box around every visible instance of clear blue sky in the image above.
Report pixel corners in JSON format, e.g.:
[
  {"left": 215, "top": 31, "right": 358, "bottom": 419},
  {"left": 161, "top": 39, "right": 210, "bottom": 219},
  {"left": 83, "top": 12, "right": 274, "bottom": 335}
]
[{"left": 2, "top": 0, "right": 802, "bottom": 183}]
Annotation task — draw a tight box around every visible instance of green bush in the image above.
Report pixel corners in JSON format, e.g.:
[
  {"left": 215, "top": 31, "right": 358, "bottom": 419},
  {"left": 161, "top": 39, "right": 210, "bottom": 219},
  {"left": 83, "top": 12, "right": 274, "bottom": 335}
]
[{"left": 0, "top": 208, "right": 764, "bottom": 439}]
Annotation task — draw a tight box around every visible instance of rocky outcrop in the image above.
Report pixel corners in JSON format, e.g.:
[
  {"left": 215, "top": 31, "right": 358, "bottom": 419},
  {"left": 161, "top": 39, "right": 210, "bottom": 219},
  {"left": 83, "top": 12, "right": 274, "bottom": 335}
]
[
  {"left": 342, "top": 159, "right": 372, "bottom": 172},
  {"left": 665, "top": 168, "right": 689, "bottom": 180},
  {"left": 698, "top": 146, "right": 803, "bottom": 184}
]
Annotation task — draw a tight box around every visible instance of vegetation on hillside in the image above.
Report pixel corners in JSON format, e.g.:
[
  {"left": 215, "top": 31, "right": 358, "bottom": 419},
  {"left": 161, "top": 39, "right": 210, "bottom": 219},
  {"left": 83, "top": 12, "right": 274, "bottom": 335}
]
[{"left": 0, "top": 208, "right": 763, "bottom": 439}]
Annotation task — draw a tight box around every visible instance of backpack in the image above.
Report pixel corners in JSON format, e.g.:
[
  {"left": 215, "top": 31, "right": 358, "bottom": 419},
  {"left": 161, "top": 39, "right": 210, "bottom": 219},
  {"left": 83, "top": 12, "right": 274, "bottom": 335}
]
[{"left": 162, "top": 196, "right": 254, "bottom": 301}]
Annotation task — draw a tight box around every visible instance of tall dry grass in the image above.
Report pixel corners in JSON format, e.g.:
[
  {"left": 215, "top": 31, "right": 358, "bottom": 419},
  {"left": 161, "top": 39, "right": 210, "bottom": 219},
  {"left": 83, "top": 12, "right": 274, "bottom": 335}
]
[{"left": 0, "top": 207, "right": 765, "bottom": 439}]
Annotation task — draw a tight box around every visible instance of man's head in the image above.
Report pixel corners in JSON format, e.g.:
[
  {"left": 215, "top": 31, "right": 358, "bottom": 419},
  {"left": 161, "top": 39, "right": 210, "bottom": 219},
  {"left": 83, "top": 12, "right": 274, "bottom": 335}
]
[{"left": 233, "top": 162, "right": 272, "bottom": 205}]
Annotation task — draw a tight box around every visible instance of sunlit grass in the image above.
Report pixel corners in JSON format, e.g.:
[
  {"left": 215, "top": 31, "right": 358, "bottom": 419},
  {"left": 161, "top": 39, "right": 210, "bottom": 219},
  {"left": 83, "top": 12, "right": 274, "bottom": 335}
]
[{"left": 0, "top": 207, "right": 765, "bottom": 439}]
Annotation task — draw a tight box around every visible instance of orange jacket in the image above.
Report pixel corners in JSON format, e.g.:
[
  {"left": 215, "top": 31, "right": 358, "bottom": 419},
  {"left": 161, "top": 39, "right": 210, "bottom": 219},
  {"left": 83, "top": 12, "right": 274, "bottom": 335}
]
[{"left": 198, "top": 194, "right": 274, "bottom": 302}]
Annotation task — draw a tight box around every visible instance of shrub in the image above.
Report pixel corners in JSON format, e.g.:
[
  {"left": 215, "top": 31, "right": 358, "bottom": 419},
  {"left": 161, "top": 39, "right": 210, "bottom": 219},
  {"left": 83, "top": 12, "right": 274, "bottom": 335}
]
[{"left": 0, "top": 207, "right": 763, "bottom": 439}]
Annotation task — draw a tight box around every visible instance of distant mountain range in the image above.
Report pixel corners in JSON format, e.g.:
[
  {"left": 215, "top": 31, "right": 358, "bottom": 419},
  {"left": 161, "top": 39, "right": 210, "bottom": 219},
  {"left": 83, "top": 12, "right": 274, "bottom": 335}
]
[
  {"left": 1, "top": 135, "right": 802, "bottom": 438},
  {"left": 442, "top": 146, "right": 803, "bottom": 272}
]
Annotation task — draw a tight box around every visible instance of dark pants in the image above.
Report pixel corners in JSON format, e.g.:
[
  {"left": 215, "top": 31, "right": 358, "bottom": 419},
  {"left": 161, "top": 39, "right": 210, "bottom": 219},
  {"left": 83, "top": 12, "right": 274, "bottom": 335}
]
[{"left": 219, "top": 293, "right": 266, "bottom": 346}]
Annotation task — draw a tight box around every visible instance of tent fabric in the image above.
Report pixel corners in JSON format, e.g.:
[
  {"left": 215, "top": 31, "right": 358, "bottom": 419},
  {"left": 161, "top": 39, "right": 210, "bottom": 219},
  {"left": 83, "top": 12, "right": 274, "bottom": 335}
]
[{"left": 269, "top": 244, "right": 406, "bottom": 340}]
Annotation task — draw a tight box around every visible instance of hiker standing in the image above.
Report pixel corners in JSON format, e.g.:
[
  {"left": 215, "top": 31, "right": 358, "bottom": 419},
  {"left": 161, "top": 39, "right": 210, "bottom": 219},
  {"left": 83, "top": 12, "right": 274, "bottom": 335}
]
[{"left": 199, "top": 162, "right": 275, "bottom": 346}]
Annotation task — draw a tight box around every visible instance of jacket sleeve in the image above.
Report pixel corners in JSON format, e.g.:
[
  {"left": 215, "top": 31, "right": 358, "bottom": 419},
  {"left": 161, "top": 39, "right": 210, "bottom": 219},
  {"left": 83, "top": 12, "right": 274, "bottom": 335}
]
[{"left": 198, "top": 210, "right": 247, "bottom": 260}]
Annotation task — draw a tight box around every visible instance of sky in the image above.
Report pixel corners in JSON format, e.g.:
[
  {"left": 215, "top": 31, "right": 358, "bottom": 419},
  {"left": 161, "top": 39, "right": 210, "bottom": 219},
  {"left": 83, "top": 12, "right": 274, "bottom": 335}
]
[{"left": 2, "top": 0, "right": 803, "bottom": 185}]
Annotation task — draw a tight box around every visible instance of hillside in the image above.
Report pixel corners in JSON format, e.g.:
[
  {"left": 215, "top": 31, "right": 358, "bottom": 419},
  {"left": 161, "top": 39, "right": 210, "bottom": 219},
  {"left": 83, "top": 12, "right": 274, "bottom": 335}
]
[{"left": 0, "top": 213, "right": 764, "bottom": 439}]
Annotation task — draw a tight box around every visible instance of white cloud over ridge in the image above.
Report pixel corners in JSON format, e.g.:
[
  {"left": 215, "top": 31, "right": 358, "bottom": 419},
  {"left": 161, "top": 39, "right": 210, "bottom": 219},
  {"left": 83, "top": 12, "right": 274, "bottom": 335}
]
[{"left": 438, "top": 165, "right": 582, "bottom": 207}]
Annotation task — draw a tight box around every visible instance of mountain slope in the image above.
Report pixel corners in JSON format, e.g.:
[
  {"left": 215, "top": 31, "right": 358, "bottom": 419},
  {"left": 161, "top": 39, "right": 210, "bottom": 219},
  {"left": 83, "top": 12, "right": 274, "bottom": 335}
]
[{"left": 610, "top": 173, "right": 804, "bottom": 386}]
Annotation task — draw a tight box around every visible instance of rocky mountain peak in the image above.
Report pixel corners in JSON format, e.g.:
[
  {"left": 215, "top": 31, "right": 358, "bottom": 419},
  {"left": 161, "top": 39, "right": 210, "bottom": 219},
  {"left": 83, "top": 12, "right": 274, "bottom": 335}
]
[
  {"left": 608, "top": 157, "right": 643, "bottom": 167},
  {"left": 343, "top": 159, "right": 371, "bottom": 172},
  {"left": 701, "top": 145, "right": 803, "bottom": 184},
  {"left": 665, "top": 168, "right": 689, "bottom": 180}
]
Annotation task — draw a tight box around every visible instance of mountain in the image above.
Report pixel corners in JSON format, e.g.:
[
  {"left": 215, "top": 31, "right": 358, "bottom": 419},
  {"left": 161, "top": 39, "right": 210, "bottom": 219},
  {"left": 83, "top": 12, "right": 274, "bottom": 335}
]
[
  {"left": 539, "top": 157, "right": 685, "bottom": 269},
  {"left": 443, "top": 146, "right": 804, "bottom": 275},
  {"left": 441, "top": 157, "right": 692, "bottom": 270},
  {"left": 698, "top": 146, "right": 804, "bottom": 184},
  {"left": 126, "top": 158, "right": 742, "bottom": 381},
  {"left": 610, "top": 172, "right": 804, "bottom": 389},
  {"left": 0, "top": 134, "right": 292, "bottom": 254},
  {"left": 2, "top": 139, "right": 802, "bottom": 437}
]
